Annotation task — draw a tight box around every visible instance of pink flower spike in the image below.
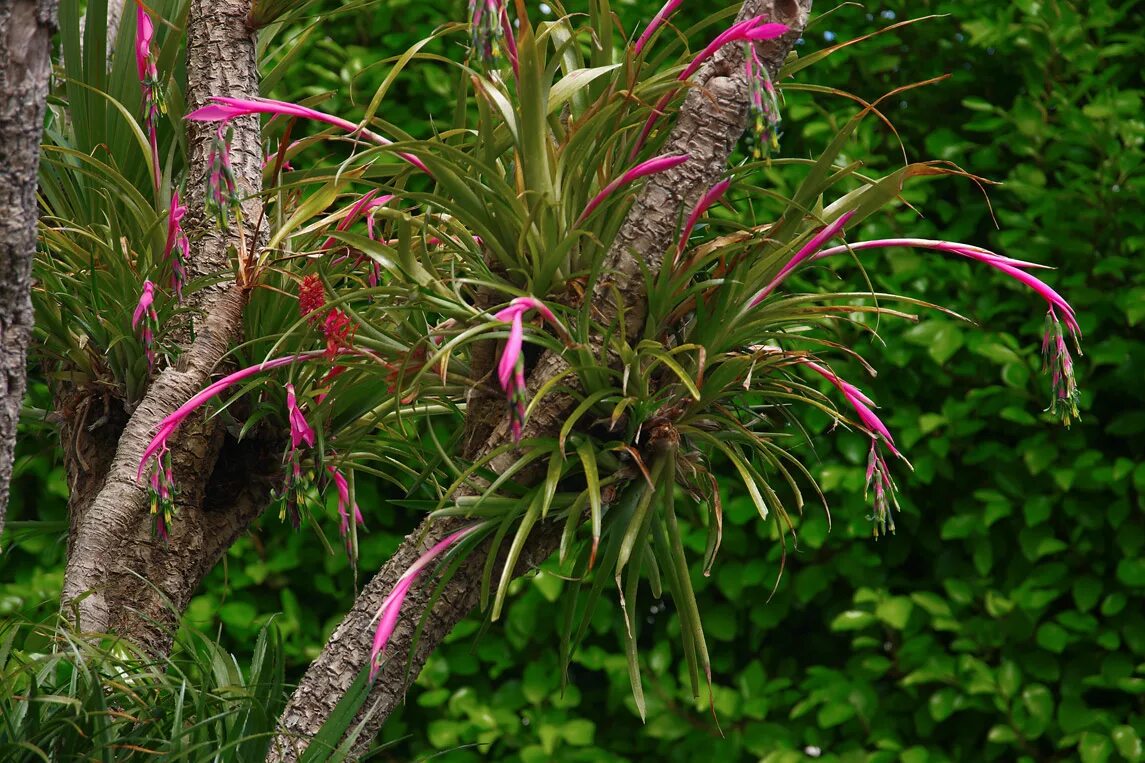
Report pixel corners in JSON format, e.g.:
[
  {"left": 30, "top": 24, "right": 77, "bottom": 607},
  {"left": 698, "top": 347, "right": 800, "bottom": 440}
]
[
  {"left": 498, "top": 313, "right": 525, "bottom": 390},
  {"left": 809, "top": 238, "right": 1081, "bottom": 336},
  {"left": 803, "top": 360, "right": 903, "bottom": 461},
  {"left": 369, "top": 525, "right": 482, "bottom": 680},
  {"left": 163, "top": 191, "right": 189, "bottom": 298},
  {"left": 186, "top": 96, "right": 430, "bottom": 174},
  {"left": 500, "top": 4, "right": 518, "bottom": 75},
  {"left": 491, "top": 297, "right": 560, "bottom": 441},
  {"left": 631, "top": 17, "right": 786, "bottom": 160},
  {"left": 680, "top": 17, "right": 788, "bottom": 81},
  {"left": 285, "top": 383, "right": 316, "bottom": 449},
  {"left": 578, "top": 153, "right": 689, "bottom": 223},
  {"left": 137, "top": 352, "right": 326, "bottom": 482},
  {"left": 326, "top": 466, "right": 364, "bottom": 537},
  {"left": 132, "top": 280, "right": 156, "bottom": 329},
  {"left": 634, "top": 0, "right": 683, "bottom": 56},
  {"left": 677, "top": 178, "right": 730, "bottom": 261},
  {"left": 749, "top": 211, "right": 856, "bottom": 307},
  {"left": 134, "top": 3, "right": 155, "bottom": 82}
]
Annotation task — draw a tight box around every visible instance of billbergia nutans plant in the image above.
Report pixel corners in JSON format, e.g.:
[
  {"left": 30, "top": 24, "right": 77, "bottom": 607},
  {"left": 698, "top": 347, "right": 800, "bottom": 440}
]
[{"left": 30, "top": 0, "right": 1084, "bottom": 748}]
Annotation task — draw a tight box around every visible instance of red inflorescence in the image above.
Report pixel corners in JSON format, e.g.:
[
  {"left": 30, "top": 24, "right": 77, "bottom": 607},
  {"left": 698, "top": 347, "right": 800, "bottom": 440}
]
[
  {"left": 323, "top": 308, "right": 356, "bottom": 359},
  {"left": 299, "top": 275, "right": 326, "bottom": 322}
]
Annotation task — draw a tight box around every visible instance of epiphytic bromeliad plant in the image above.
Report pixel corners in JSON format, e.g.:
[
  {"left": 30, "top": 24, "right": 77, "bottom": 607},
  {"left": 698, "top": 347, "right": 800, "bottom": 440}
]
[{"left": 26, "top": 0, "right": 1082, "bottom": 757}]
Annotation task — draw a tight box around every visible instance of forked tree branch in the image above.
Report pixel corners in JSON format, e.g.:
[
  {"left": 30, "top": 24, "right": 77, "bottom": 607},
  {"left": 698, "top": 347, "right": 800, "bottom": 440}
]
[
  {"left": 0, "top": 0, "right": 58, "bottom": 548},
  {"left": 269, "top": 1, "right": 812, "bottom": 759},
  {"left": 59, "top": 0, "right": 268, "bottom": 654}
]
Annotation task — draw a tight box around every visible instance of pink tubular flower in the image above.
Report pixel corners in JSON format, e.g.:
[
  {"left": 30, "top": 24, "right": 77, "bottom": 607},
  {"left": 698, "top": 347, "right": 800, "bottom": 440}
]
[
  {"left": 205, "top": 125, "right": 241, "bottom": 226},
  {"left": 369, "top": 524, "right": 482, "bottom": 680},
  {"left": 803, "top": 361, "right": 903, "bottom": 461},
  {"left": 326, "top": 466, "right": 364, "bottom": 539},
  {"left": 135, "top": 2, "right": 163, "bottom": 191},
  {"left": 148, "top": 442, "right": 175, "bottom": 541},
  {"left": 748, "top": 211, "right": 856, "bottom": 307},
  {"left": 634, "top": 0, "right": 683, "bottom": 56},
  {"left": 469, "top": 0, "right": 508, "bottom": 70},
  {"left": 803, "top": 360, "right": 905, "bottom": 536},
  {"left": 186, "top": 96, "right": 429, "bottom": 174},
  {"left": 133, "top": 279, "right": 159, "bottom": 370},
  {"left": 1043, "top": 307, "right": 1080, "bottom": 426},
  {"left": 578, "top": 153, "right": 690, "bottom": 223},
  {"left": 500, "top": 5, "right": 518, "bottom": 75},
  {"left": 745, "top": 43, "right": 781, "bottom": 158},
  {"left": 134, "top": 3, "right": 155, "bottom": 82},
  {"left": 631, "top": 17, "right": 787, "bottom": 158},
  {"left": 286, "top": 383, "right": 315, "bottom": 449},
  {"left": 163, "top": 191, "right": 189, "bottom": 299},
  {"left": 682, "top": 17, "right": 789, "bottom": 81},
  {"left": 676, "top": 178, "right": 730, "bottom": 262},
  {"left": 865, "top": 442, "right": 899, "bottom": 537},
  {"left": 492, "top": 297, "right": 560, "bottom": 441}
]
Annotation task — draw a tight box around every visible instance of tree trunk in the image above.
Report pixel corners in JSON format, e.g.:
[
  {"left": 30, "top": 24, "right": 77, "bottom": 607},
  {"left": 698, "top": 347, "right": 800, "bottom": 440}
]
[
  {"left": 269, "top": 1, "right": 811, "bottom": 758},
  {"left": 0, "top": 0, "right": 58, "bottom": 548},
  {"left": 58, "top": 0, "right": 274, "bottom": 656}
]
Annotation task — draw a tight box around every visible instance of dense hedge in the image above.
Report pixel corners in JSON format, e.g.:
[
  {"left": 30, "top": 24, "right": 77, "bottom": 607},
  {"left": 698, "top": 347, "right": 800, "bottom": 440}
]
[{"left": 3, "top": 1, "right": 1142, "bottom": 760}]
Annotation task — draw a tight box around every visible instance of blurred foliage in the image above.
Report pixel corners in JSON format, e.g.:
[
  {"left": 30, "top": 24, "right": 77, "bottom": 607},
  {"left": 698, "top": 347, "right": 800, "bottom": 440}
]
[
  {"left": 4, "top": 0, "right": 1143, "bottom": 761},
  {"left": 0, "top": 616, "right": 377, "bottom": 761}
]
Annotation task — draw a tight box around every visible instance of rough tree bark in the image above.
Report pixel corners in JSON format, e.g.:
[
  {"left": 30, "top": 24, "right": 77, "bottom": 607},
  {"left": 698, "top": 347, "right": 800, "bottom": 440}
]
[
  {"left": 269, "top": 1, "right": 811, "bottom": 759},
  {"left": 58, "top": 0, "right": 273, "bottom": 656},
  {"left": 0, "top": 0, "right": 58, "bottom": 548}
]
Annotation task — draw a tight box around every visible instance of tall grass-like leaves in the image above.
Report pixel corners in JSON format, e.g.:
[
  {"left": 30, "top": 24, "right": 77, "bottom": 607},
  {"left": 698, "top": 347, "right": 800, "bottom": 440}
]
[{"left": 0, "top": 618, "right": 372, "bottom": 761}]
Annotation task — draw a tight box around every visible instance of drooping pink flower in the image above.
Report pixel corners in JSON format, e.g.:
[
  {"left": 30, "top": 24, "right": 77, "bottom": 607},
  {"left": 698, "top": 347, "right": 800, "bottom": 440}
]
[
  {"left": 634, "top": 0, "right": 683, "bottom": 56},
  {"left": 369, "top": 524, "right": 482, "bottom": 680},
  {"left": 326, "top": 466, "right": 365, "bottom": 539},
  {"left": 186, "top": 96, "right": 429, "bottom": 174},
  {"left": 801, "top": 359, "right": 906, "bottom": 535},
  {"left": 138, "top": 352, "right": 327, "bottom": 485},
  {"left": 803, "top": 360, "right": 903, "bottom": 461},
  {"left": 865, "top": 441, "right": 899, "bottom": 537},
  {"left": 133, "top": 279, "right": 159, "bottom": 370},
  {"left": 147, "top": 441, "right": 175, "bottom": 541},
  {"left": 204, "top": 125, "right": 241, "bottom": 227},
  {"left": 163, "top": 191, "right": 189, "bottom": 299},
  {"left": 578, "top": 154, "right": 690, "bottom": 223},
  {"left": 135, "top": 2, "right": 163, "bottom": 191},
  {"left": 1042, "top": 307, "right": 1080, "bottom": 426},
  {"left": 134, "top": 3, "right": 155, "bottom": 82},
  {"left": 745, "top": 43, "right": 781, "bottom": 159},
  {"left": 492, "top": 297, "right": 560, "bottom": 442},
  {"left": 810, "top": 237, "right": 1079, "bottom": 335},
  {"left": 680, "top": 17, "right": 788, "bottom": 81},
  {"left": 285, "top": 383, "right": 316, "bottom": 449},
  {"left": 631, "top": 17, "right": 787, "bottom": 158},
  {"left": 469, "top": 0, "right": 508, "bottom": 69},
  {"left": 676, "top": 178, "right": 730, "bottom": 262},
  {"left": 748, "top": 211, "right": 856, "bottom": 307},
  {"left": 805, "top": 235, "right": 1083, "bottom": 422}
]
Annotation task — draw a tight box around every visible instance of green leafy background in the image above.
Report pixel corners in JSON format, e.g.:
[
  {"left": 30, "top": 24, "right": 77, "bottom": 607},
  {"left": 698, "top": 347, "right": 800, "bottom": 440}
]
[{"left": 4, "top": 0, "right": 1143, "bottom": 760}]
